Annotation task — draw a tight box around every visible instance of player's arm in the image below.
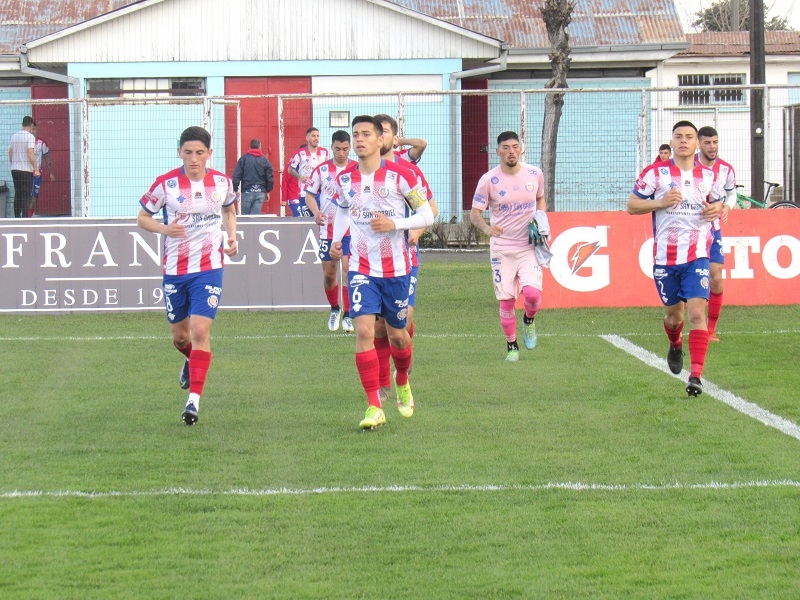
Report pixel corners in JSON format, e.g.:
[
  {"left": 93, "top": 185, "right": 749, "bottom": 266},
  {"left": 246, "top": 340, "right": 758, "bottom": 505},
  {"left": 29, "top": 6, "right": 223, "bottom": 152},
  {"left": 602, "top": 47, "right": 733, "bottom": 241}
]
[
  {"left": 330, "top": 202, "right": 350, "bottom": 260},
  {"left": 305, "top": 191, "right": 323, "bottom": 225},
  {"left": 397, "top": 137, "right": 427, "bottom": 162},
  {"left": 221, "top": 202, "right": 238, "bottom": 256},
  {"left": 137, "top": 207, "right": 185, "bottom": 238},
  {"left": 408, "top": 198, "right": 438, "bottom": 246},
  {"left": 44, "top": 150, "right": 55, "bottom": 180},
  {"left": 627, "top": 187, "right": 681, "bottom": 215}
]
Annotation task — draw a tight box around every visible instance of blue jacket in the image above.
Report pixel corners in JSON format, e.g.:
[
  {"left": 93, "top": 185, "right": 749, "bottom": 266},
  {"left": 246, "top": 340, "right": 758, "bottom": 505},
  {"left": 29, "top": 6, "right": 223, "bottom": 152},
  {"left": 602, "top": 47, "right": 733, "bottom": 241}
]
[{"left": 232, "top": 150, "right": 274, "bottom": 194}]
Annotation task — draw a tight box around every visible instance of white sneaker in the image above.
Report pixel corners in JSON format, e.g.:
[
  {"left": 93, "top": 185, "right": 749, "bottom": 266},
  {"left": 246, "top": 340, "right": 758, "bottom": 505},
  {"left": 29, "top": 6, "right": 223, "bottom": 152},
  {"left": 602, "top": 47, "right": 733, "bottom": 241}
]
[
  {"left": 328, "top": 309, "right": 341, "bottom": 331},
  {"left": 341, "top": 316, "right": 354, "bottom": 332}
]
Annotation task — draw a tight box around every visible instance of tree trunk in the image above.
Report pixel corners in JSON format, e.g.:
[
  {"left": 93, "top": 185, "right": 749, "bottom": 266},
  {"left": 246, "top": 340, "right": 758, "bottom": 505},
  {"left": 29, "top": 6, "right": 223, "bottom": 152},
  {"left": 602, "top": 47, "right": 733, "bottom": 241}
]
[{"left": 540, "top": 0, "right": 573, "bottom": 212}]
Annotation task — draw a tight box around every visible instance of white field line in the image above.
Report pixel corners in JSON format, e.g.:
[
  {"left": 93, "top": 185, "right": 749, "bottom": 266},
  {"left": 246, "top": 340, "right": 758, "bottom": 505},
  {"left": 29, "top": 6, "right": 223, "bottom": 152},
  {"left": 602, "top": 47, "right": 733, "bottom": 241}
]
[
  {"left": 602, "top": 334, "right": 800, "bottom": 442},
  {"left": 3, "top": 480, "right": 800, "bottom": 500},
  {"left": 1, "top": 329, "right": 798, "bottom": 342}
]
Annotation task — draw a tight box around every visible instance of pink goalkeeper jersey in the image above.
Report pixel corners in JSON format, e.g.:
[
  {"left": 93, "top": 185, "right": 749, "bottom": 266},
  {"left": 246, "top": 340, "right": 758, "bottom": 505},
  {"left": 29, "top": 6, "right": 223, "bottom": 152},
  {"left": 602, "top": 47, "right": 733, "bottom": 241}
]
[
  {"left": 333, "top": 159, "right": 427, "bottom": 278},
  {"left": 140, "top": 167, "right": 236, "bottom": 275},
  {"left": 304, "top": 159, "right": 355, "bottom": 240},
  {"left": 471, "top": 162, "right": 545, "bottom": 251},
  {"left": 632, "top": 161, "right": 721, "bottom": 266}
]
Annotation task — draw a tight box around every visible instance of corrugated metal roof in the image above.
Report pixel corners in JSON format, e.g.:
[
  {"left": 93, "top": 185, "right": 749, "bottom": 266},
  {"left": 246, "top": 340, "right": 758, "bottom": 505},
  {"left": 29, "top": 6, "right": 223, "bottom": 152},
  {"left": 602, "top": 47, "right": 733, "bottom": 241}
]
[
  {"left": 0, "top": 0, "right": 685, "bottom": 57},
  {"left": 0, "top": 0, "right": 142, "bottom": 54},
  {"left": 386, "top": 0, "right": 686, "bottom": 49},
  {"left": 676, "top": 31, "right": 800, "bottom": 57}
]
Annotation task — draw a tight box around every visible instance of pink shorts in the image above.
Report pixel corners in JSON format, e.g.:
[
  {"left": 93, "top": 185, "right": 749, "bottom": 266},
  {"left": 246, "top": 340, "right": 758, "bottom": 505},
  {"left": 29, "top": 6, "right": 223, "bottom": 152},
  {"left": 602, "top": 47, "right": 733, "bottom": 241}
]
[{"left": 489, "top": 246, "right": 543, "bottom": 300}]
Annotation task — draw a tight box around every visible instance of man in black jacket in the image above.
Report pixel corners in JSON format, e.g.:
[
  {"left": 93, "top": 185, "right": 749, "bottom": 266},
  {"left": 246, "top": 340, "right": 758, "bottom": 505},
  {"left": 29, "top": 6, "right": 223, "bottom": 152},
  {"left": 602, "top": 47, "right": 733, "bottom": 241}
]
[{"left": 232, "top": 139, "right": 274, "bottom": 215}]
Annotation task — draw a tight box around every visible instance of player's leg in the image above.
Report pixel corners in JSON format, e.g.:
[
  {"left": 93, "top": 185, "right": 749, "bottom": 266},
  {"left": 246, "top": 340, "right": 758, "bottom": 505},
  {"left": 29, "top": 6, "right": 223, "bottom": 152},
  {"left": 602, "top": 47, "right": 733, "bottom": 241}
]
[
  {"left": 656, "top": 265, "right": 686, "bottom": 374},
  {"left": 707, "top": 228, "right": 724, "bottom": 341},
  {"left": 164, "top": 274, "right": 192, "bottom": 389},
  {"left": 321, "top": 257, "right": 341, "bottom": 331},
  {"left": 349, "top": 274, "right": 385, "bottom": 429},
  {"left": 518, "top": 252, "right": 544, "bottom": 350},
  {"left": 492, "top": 248, "right": 521, "bottom": 361},
  {"left": 681, "top": 260, "right": 711, "bottom": 397},
  {"left": 374, "top": 318, "right": 392, "bottom": 404},
  {"left": 180, "top": 269, "right": 223, "bottom": 424},
  {"left": 382, "top": 276, "right": 414, "bottom": 418},
  {"left": 339, "top": 239, "right": 353, "bottom": 332}
]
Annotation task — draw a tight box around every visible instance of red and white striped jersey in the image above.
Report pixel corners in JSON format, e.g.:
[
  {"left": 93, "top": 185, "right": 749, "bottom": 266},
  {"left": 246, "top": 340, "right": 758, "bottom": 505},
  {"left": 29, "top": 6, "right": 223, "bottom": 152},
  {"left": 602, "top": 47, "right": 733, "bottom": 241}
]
[
  {"left": 333, "top": 159, "right": 428, "bottom": 278},
  {"left": 710, "top": 157, "right": 736, "bottom": 232},
  {"left": 289, "top": 146, "right": 330, "bottom": 185},
  {"left": 304, "top": 159, "right": 355, "bottom": 240},
  {"left": 632, "top": 161, "right": 721, "bottom": 266},
  {"left": 140, "top": 167, "right": 236, "bottom": 276}
]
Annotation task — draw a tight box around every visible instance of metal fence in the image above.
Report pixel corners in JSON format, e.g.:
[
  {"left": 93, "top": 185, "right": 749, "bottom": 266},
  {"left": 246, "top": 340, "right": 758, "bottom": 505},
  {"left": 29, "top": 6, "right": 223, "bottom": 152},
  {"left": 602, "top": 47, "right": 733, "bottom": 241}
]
[{"left": 2, "top": 85, "right": 798, "bottom": 219}]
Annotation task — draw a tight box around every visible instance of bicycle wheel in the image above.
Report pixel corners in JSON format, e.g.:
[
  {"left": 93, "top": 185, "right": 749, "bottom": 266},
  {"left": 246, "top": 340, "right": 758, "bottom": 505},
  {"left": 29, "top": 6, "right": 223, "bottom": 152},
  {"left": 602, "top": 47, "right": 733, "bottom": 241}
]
[{"left": 769, "top": 202, "right": 799, "bottom": 209}]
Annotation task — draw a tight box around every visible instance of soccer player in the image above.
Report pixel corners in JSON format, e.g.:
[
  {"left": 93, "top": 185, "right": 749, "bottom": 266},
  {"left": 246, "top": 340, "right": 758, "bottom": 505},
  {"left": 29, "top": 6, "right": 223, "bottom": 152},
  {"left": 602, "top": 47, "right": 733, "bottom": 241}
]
[
  {"left": 287, "top": 128, "right": 329, "bottom": 217},
  {"left": 329, "top": 115, "right": 434, "bottom": 430},
  {"left": 470, "top": 131, "right": 547, "bottom": 362},
  {"left": 654, "top": 143, "right": 671, "bottom": 163},
  {"left": 374, "top": 114, "right": 437, "bottom": 401},
  {"left": 393, "top": 135, "right": 427, "bottom": 163},
  {"left": 137, "top": 126, "right": 238, "bottom": 425},
  {"left": 627, "top": 120, "right": 722, "bottom": 397},
  {"left": 697, "top": 126, "right": 737, "bottom": 342},
  {"left": 304, "top": 130, "right": 356, "bottom": 333}
]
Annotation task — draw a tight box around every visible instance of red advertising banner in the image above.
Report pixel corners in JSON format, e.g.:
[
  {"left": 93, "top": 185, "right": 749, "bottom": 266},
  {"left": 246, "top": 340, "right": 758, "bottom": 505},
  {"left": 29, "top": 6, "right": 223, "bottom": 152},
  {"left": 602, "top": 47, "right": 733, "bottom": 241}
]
[{"left": 540, "top": 210, "right": 800, "bottom": 308}]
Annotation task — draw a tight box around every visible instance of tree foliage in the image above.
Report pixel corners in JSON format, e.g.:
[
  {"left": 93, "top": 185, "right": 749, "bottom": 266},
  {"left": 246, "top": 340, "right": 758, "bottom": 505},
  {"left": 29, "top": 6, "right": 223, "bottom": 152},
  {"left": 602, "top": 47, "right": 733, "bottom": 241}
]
[{"left": 693, "top": 0, "right": 791, "bottom": 32}]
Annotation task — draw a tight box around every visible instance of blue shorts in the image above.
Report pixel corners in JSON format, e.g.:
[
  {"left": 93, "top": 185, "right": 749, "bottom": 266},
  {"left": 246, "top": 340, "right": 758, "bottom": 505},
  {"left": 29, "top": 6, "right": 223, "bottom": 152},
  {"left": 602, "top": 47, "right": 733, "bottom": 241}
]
[
  {"left": 32, "top": 175, "right": 42, "bottom": 200},
  {"left": 288, "top": 198, "right": 312, "bottom": 218},
  {"left": 162, "top": 268, "right": 224, "bottom": 324},
  {"left": 347, "top": 272, "right": 410, "bottom": 329},
  {"left": 653, "top": 259, "right": 710, "bottom": 306},
  {"left": 407, "top": 265, "right": 419, "bottom": 308},
  {"left": 318, "top": 236, "right": 351, "bottom": 261},
  {"left": 710, "top": 228, "right": 724, "bottom": 264}
]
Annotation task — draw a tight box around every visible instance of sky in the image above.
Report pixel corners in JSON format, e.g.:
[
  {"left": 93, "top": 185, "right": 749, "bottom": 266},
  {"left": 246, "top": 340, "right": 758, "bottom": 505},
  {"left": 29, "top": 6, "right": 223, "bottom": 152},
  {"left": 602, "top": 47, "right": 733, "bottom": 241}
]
[{"left": 671, "top": 0, "right": 799, "bottom": 32}]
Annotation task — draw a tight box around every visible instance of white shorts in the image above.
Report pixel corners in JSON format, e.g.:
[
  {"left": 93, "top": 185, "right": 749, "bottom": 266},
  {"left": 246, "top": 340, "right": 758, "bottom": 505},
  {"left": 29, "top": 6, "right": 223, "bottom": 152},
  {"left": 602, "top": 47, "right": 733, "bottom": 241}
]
[{"left": 489, "top": 246, "right": 543, "bottom": 301}]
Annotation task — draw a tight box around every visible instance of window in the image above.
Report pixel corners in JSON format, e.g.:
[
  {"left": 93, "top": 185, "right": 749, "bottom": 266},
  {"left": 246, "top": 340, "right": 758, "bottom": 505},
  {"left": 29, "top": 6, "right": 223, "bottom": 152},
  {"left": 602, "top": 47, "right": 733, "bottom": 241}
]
[
  {"left": 87, "top": 78, "right": 206, "bottom": 98},
  {"left": 678, "top": 74, "right": 746, "bottom": 106}
]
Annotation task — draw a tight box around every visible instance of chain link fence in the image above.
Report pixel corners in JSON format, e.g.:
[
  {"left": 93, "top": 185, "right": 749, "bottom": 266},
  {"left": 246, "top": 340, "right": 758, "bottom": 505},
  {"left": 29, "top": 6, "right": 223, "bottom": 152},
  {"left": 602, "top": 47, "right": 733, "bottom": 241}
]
[{"left": 2, "top": 86, "right": 798, "bottom": 218}]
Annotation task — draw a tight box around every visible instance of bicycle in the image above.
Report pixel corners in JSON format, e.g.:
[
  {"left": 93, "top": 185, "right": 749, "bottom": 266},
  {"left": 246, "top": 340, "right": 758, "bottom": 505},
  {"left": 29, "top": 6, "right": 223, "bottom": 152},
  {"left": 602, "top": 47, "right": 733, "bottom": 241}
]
[{"left": 735, "top": 181, "right": 798, "bottom": 209}]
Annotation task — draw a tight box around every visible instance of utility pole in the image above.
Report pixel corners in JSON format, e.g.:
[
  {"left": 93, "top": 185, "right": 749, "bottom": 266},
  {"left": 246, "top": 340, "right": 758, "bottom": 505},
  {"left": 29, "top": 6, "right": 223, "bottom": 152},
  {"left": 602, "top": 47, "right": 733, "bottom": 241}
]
[{"left": 750, "top": 0, "right": 765, "bottom": 204}]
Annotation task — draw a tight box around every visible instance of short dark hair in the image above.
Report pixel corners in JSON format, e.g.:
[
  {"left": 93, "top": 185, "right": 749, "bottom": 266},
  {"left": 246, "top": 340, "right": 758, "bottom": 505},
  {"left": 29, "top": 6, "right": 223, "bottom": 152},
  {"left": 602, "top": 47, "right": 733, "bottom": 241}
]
[
  {"left": 672, "top": 120, "right": 697, "bottom": 133},
  {"left": 697, "top": 126, "right": 718, "bottom": 139},
  {"left": 179, "top": 126, "right": 211, "bottom": 149},
  {"left": 331, "top": 130, "right": 350, "bottom": 144},
  {"left": 306, "top": 127, "right": 319, "bottom": 135},
  {"left": 22, "top": 116, "right": 35, "bottom": 126},
  {"left": 658, "top": 143, "right": 671, "bottom": 152},
  {"left": 351, "top": 115, "right": 383, "bottom": 137},
  {"left": 374, "top": 114, "right": 398, "bottom": 136},
  {"left": 249, "top": 138, "right": 261, "bottom": 149},
  {"left": 497, "top": 131, "right": 519, "bottom": 145}
]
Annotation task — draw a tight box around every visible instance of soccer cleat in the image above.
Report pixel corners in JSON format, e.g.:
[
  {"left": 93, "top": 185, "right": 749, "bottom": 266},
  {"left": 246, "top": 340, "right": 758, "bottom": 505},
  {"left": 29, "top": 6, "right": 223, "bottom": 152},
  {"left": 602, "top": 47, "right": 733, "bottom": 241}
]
[
  {"left": 328, "top": 309, "right": 341, "bottom": 332},
  {"left": 686, "top": 376, "right": 703, "bottom": 397},
  {"left": 359, "top": 406, "right": 386, "bottom": 430},
  {"left": 505, "top": 348, "right": 520, "bottom": 362},
  {"left": 522, "top": 318, "right": 537, "bottom": 350},
  {"left": 708, "top": 331, "right": 720, "bottom": 342},
  {"left": 395, "top": 379, "right": 415, "bottom": 418},
  {"left": 341, "top": 316, "right": 354, "bottom": 332},
  {"left": 667, "top": 345, "right": 684, "bottom": 374},
  {"left": 182, "top": 402, "right": 198, "bottom": 426},
  {"left": 179, "top": 358, "right": 190, "bottom": 390}
]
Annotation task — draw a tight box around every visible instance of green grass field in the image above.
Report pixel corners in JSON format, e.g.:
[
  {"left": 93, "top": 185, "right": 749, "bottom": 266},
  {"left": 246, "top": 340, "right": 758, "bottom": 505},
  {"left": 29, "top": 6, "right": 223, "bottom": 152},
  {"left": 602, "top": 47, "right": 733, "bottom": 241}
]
[{"left": 1, "top": 254, "right": 799, "bottom": 598}]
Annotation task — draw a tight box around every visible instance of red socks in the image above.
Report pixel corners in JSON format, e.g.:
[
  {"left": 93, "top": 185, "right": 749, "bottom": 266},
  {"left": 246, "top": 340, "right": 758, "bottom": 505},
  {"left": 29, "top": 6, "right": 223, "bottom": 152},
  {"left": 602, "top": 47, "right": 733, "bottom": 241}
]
[
  {"left": 707, "top": 291, "right": 722, "bottom": 333},
  {"left": 324, "top": 285, "right": 340, "bottom": 310},
  {"left": 188, "top": 349, "right": 211, "bottom": 396},
  {"left": 391, "top": 344, "right": 413, "bottom": 386},
  {"left": 688, "top": 329, "right": 709, "bottom": 379},
  {"left": 174, "top": 341, "right": 192, "bottom": 358},
  {"left": 355, "top": 349, "right": 381, "bottom": 408},
  {"left": 664, "top": 320, "right": 684, "bottom": 348},
  {"left": 373, "top": 336, "right": 392, "bottom": 388}
]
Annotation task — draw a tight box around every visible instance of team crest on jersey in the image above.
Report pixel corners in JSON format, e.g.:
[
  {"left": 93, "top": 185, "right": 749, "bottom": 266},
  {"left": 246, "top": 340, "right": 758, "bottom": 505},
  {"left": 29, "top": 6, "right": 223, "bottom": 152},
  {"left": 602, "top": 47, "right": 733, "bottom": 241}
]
[
  {"left": 525, "top": 182, "right": 534, "bottom": 192},
  {"left": 378, "top": 186, "right": 389, "bottom": 198},
  {"left": 211, "top": 192, "right": 220, "bottom": 202},
  {"left": 350, "top": 206, "right": 360, "bottom": 217},
  {"left": 167, "top": 179, "right": 177, "bottom": 188},
  {"left": 700, "top": 277, "right": 709, "bottom": 290},
  {"left": 397, "top": 308, "right": 408, "bottom": 321},
  {"left": 699, "top": 183, "right": 707, "bottom": 192},
  {"left": 491, "top": 176, "right": 500, "bottom": 184},
  {"left": 207, "top": 295, "right": 219, "bottom": 308}
]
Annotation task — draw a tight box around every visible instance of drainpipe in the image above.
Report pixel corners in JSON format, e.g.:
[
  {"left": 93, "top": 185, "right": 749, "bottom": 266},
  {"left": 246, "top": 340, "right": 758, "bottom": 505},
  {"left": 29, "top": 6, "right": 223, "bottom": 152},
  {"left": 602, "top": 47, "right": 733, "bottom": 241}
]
[
  {"left": 19, "top": 47, "right": 81, "bottom": 98},
  {"left": 448, "top": 47, "right": 508, "bottom": 221}
]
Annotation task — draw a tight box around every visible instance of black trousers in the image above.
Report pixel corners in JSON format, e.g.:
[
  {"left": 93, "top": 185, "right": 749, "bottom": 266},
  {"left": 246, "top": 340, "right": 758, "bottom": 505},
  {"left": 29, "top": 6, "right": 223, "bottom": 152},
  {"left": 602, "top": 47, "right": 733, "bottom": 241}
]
[{"left": 11, "top": 170, "right": 34, "bottom": 218}]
